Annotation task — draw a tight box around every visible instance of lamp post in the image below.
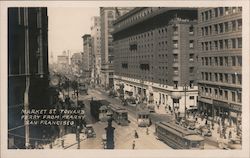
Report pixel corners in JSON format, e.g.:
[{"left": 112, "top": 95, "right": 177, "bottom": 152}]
[
  {"left": 183, "top": 83, "right": 188, "bottom": 121},
  {"left": 105, "top": 112, "right": 115, "bottom": 149}
]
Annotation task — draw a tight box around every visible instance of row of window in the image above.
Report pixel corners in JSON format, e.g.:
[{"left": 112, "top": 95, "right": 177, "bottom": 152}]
[
  {"left": 201, "top": 7, "right": 242, "bottom": 22},
  {"left": 200, "top": 86, "right": 241, "bottom": 103},
  {"left": 201, "top": 72, "right": 242, "bottom": 85},
  {"left": 201, "top": 38, "right": 242, "bottom": 51},
  {"left": 201, "top": 19, "right": 242, "bottom": 36},
  {"left": 201, "top": 56, "right": 242, "bottom": 67}
]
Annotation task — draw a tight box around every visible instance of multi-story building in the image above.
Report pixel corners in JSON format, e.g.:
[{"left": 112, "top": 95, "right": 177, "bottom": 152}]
[
  {"left": 8, "top": 7, "right": 54, "bottom": 148},
  {"left": 197, "top": 7, "right": 242, "bottom": 127},
  {"left": 70, "top": 52, "right": 82, "bottom": 78},
  {"left": 100, "top": 7, "right": 132, "bottom": 89},
  {"left": 82, "top": 34, "right": 92, "bottom": 82},
  {"left": 90, "top": 16, "right": 101, "bottom": 85},
  {"left": 57, "top": 50, "right": 69, "bottom": 75},
  {"left": 113, "top": 7, "right": 198, "bottom": 116}
]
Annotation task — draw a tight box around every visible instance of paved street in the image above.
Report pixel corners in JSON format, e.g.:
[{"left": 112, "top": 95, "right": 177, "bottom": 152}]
[{"left": 43, "top": 88, "right": 225, "bottom": 150}]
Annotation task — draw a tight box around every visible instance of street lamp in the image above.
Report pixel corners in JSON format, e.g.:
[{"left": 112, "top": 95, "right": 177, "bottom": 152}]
[
  {"left": 105, "top": 112, "right": 115, "bottom": 149},
  {"left": 183, "top": 83, "right": 188, "bottom": 121}
]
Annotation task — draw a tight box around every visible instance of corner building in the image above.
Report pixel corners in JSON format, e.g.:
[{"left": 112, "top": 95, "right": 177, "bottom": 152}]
[
  {"left": 113, "top": 7, "right": 198, "bottom": 115},
  {"left": 198, "top": 7, "right": 242, "bottom": 126}
]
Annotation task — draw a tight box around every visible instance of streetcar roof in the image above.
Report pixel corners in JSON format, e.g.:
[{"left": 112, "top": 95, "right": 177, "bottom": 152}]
[
  {"left": 156, "top": 121, "right": 194, "bottom": 137},
  {"left": 184, "top": 134, "right": 204, "bottom": 141}
]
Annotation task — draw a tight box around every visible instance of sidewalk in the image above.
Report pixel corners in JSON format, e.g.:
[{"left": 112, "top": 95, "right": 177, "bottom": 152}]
[{"left": 43, "top": 133, "right": 86, "bottom": 149}]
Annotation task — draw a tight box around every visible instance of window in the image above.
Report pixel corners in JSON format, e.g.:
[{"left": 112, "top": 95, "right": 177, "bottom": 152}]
[
  {"left": 189, "top": 67, "right": 194, "bottom": 73},
  {"left": 232, "top": 91, "right": 236, "bottom": 102},
  {"left": 215, "top": 57, "right": 218, "bottom": 66},
  {"left": 219, "top": 73, "right": 223, "bottom": 82},
  {"left": 173, "top": 40, "right": 178, "bottom": 48},
  {"left": 189, "top": 25, "right": 194, "bottom": 34},
  {"left": 237, "top": 56, "right": 242, "bottom": 66},
  {"left": 232, "top": 56, "right": 236, "bottom": 66},
  {"left": 209, "top": 57, "right": 212, "bottom": 66},
  {"left": 214, "top": 8, "right": 218, "bottom": 17},
  {"left": 238, "top": 38, "right": 242, "bottom": 48},
  {"left": 232, "top": 20, "right": 236, "bottom": 31},
  {"left": 238, "top": 19, "right": 242, "bottom": 29},
  {"left": 189, "top": 54, "right": 194, "bottom": 62},
  {"left": 237, "top": 74, "right": 242, "bottom": 85},
  {"left": 232, "top": 74, "right": 236, "bottom": 84},
  {"left": 224, "top": 74, "right": 228, "bottom": 83},
  {"left": 205, "top": 27, "right": 208, "bottom": 35},
  {"left": 225, "top": 22, "right": 229, "bottom": 32},
  {"left": 224, "top": 57, "right": 228, "bottom": 66},
  {"left": 205, "top": 57, "right": 208, "bottom": 65},
  {"left": 232, "top": 39, "right": 236, "bottom": 48},
  {"left": 225, "top": 7, "right": 229, "bottom": 15},
  {"left": 219, "top": 40, "right": 223, "bottom": 50},
  {"left": 173, "top": 54, "right": 178, "bottom": 62},
  {"left": 174, "top": 81, "right": 178, "bottom": 89},
  {"left": 214, "top": 24, "right": 218, "bottom": 34},
  {"left": 232, "top": 7, "right": 237, "bottom": 13},
  {"left": 214, "top": 41, "right": 218, "bottom": 50},
  {"left": 173, "top": 25, "right": 178, "bottom": 34},
  {"left": 237, "top": 92, "right": 241, "bottom": 103},
  {"left": 190, "top": 96, "right": 195, "bottom": 100},
  {"left": 215, "top": 89, "right": 218, "bottom": 97},
  {"left": 219, "top": 57, "right": 223, "bottom": 66},
  {"left": 219, "top": 7, "right": 224, "bottom": 16},
  {"left": 224, "top": 39, "right": 229, "bottom": 49},
  {"left": 189, "top": 40, "right": 194, "bottom": 48},
  {"left": 219, "top": 89, "right": 223, "bottom": 97},
  {"left": 225, "top": 90, "right": 228, "bottom": 100},
  {"left": 190, "top": 80, "right": 194, "bottom": 88},
  {"left": 219, "top": 23, "right": 223, "bottom": 33},
  {"left": 201, "top": 57, "right": 204, "bottom": 65}
]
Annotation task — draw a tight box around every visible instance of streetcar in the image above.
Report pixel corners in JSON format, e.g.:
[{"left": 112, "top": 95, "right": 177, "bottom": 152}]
[
  {"left": 99, "top": 105, "right": 109, "bottom": 122},
  {"left": 136, "top": 106, "right": 151, "bottom": 127},
  {"left": 109, "top": 105, "right": 129, "bottom": 126},
  {"left": 155, "top": 121, "right": 205, "bottom": 149},
  {"left": 90, "top": 99, "right": 110, "bottom": 121}
]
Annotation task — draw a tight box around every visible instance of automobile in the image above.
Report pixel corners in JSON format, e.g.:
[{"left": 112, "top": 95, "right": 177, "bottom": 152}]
[
  {"left": 196, "top": 125, "right": 212, "bottom": 137},
  {"left": 126, "top": 99, "right": 137, "bottom": 107},
  {"left": 84, "top": 124, "right": 96, "bottom": 138}
]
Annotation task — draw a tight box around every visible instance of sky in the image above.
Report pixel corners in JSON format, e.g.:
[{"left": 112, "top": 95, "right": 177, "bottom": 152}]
[{"left": 48, "top": 7, "right": 99, "bottom": 63}]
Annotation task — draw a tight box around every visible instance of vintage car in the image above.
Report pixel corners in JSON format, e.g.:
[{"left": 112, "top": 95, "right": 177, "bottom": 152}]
[{"left": 84, "top": 124, "right": 96, "bottom": 138}]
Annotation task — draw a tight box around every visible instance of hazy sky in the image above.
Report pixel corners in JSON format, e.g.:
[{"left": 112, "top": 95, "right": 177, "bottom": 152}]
[{"left": 48, "top": 7, "right": 99, "bottom": 62}]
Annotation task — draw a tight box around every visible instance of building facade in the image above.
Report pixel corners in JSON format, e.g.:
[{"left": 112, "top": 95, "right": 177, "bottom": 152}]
[
  {"left": 100, "top": 7, "right": 132, "bottom": 89},
  {"left": 113, "top": 7, "right": 198, "bottom": 116},
  {"left": 197, "top": 7, "right": 242, "bottom": 126},
  {"left": 82, "top": 34, "right": 92, "bottom": 82},
  {"left": 8, "top": 7, "right": 55, "bottom": 148},
  {"left": 90, "top": 16, "right": 101, "bottom": 85}
]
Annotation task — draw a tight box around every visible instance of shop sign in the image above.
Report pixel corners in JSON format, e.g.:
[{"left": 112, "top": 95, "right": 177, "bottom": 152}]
[
  {"left": 213, "top": 100, "right": 229, "bottom": 108},
  {"left": 230, "top": 103, "right": 241, "bottom": 112}
]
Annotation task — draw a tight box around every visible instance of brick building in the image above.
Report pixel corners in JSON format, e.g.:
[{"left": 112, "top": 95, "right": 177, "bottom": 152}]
[
  {"left": 113, "top": 7, "right": 198, "bottom": 115},
  {"left": 197, "top": 7, "right": 242, "bottom": 126}
]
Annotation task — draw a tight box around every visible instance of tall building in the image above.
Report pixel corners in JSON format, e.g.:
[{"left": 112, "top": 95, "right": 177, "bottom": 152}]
[
  {"left": 57, "top": 50, "right": 69, "bottom": 75},
  {"left": 8, "top": 7, "right": 54, "bottom": 148},
  {"left": 90, "top": 16, "right": 101, "bottom": 85},
  {"left": 100, "top": 7, "right": 132, "bottom": 89},
  {"left": 197, "top": 7, "right": 242, "bottom": 127},
  {"left": 82, "top": 34, "right": 92, "bottom": 82},
  {"left": 113, "top": 7, "right": 198, "bottom": 116},
  {"left": 70, "top": 52, "right": 82, "bottom": 78}
]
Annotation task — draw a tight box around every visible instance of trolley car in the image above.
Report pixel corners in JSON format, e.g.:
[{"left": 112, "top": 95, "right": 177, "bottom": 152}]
[
  {"left": 99, "top": 105, "right": 109, "bottom": 122},
  {"left": 109, "top": 105, "right": 129, "bottom": 126},
  {"left": 136, "top": 107, "right": 151, "bottom": 127},
  {"left": 155, "top": 121, "right": 204, "bottom": 149}
]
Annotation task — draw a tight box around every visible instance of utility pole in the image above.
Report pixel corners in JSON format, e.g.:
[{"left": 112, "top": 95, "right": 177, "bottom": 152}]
[
  {"left": 24, "top": 8, "right": 30, "bottom": 149},
  {"left": 183, "top": 83, "right": 188, "bottom": 121}
]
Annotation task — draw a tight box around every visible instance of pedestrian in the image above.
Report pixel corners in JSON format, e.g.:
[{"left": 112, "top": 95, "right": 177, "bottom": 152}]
[
  {"left": 146, "top": 127, "right": 149, "bottom": 135},
  {"left": 134, "top": 130, "right": 139, "bottom": 139},
  {"left": 132, "top": 140, "right": 135, "bottom": 149},
  {"left": 229, "top": 130, "right": 232, "bottom": 139}
]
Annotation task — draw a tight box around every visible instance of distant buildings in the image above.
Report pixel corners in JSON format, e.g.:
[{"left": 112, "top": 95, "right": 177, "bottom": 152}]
[
  {"left": 91, "top": 16, "right": 101, "bottom": 85},
  {"left": 82, "top": 34, "right": 92, "bottom": 82},
  {"left": 100, "top": 7, "right": 132, "bottom": 89},
  {"left": 70, "top": 52, "right": 83, "bottom": 78},
  {"left": 113, "top": 7, "right": 198, "bottom": 115},
  {"left": 57, "top": 50, "right": 70, "bottom": 75},
  {"left": 197, "top": 7, "right": 242, "bottom": 126},
  {"left": 8, "top": 7, "right": 54, "bottom": 148}
]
